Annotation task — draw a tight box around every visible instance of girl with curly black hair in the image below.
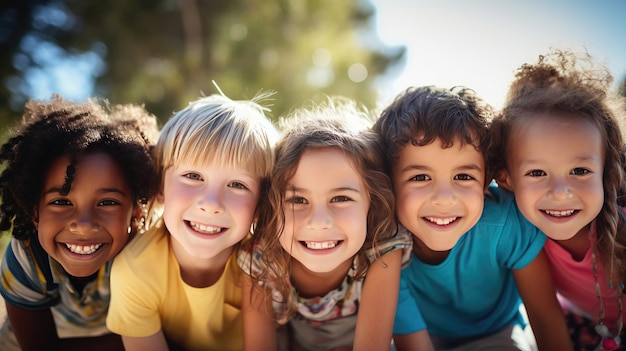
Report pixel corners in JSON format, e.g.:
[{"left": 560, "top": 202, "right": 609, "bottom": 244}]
[{"left": 0, "top": 95, "right": 159, "bottom": 351}]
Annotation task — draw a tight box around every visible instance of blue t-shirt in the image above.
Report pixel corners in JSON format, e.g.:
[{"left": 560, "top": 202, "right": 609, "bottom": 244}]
[{"left": 393, "top": 186, "right": 546, "bottom": 340}]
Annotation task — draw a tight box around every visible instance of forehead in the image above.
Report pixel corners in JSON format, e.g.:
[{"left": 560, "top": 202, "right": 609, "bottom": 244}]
[
  {"left": 289, "top": 148, "right": 364, "bottom": 188},
  {"left": 509, "top": 113, "right": 604, "bottom": 156},
  {"left": 393, "top": 138, "right": 485, "bottom": 177},
  {"left": 44, "top": 153, "right": 130, "bottom": 193}
]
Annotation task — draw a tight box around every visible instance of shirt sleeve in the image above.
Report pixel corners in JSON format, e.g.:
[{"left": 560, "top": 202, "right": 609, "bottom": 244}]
[
  {"left": 366, "top": 226, "right": 414, "bottom": 268},
  {"left": 0, "top": 239, "right": 56, "bottom": 310}
]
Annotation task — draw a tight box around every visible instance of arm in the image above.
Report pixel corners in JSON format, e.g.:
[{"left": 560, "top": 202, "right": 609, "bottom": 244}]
[
  {"left": 122, "top": 331, "right": 169, "bottom": 351},
  {"left": 354, "top": 250, "right": 414, "bottom": 351},
  {"left": 241, "top": 273, "right": 277, "bottom": 351},
  {"left": 6, "top": 302, "right": 58, "bottom": 351},
  {"left": 513, "top": 250, "right": 573, "bottom": 351},
  {"left": 6, "top": 302, "right": 124, "bottom": 351}
]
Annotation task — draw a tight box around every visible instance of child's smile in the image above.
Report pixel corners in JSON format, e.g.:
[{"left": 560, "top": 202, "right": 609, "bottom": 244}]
[
  {"left": 301, "top": 240, "right": 342, "bottom": 251},
  {"left": 392, "top": 139, "right": 485, "bottom": 256},
  {"left": 36, "top": 152, "right": 136, "bottom": 277},
  {"left": 280, "top": 148, "right": 369, "bottom": 273},
  {"left": 501, "top": 113, "right": 604, "bottom": 241},
  {"left": 160, "top": 161, "right": 260, "bottom": 262},
  {"left": 187, "top": 220, "right": 225, "bottom": 235}
]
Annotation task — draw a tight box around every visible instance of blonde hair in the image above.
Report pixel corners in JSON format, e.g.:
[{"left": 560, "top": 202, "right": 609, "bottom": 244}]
[{"left": 155, "top": 93, "right": 278, "bottom": 182}]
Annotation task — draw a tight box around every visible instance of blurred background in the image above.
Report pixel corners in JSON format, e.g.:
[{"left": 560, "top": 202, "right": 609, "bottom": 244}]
[{"left": 1, "top": 0, "right": 625, "bottom": 139}]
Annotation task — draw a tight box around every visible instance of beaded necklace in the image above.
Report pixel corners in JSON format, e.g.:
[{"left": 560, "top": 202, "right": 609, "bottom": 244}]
[{"left": 591, "top": 251, "right": 623, "bottom": 351}]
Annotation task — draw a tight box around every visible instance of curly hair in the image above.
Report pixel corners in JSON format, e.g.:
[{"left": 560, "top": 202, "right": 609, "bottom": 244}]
[
  {"left": 243, "top": 97, "right": 396, "bottom": 321},
  {"left": 0, "top": 95, "right": 160, "bottom": 241},
  {"left": 490, "top": 49, "right": 626, "bottom": 283},
  {"left": 373, "top": 85, "right": 495, "bottom": 186}
]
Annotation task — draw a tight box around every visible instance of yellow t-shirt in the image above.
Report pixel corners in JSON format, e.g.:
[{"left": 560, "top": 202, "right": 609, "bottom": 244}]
[{"left": 106, "top": 225, "right": 243, "bottom": 351}]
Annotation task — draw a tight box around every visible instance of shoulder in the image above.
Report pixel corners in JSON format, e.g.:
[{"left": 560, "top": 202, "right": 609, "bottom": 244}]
[
  {"left": 479, "top": 185, "right": 517, "bottom": 223},
  {"left": 1, "top": 238, "right": 48, "bottom": 280},
  {"left": 112, "top": 225, "right": 170, "bottom": 277},
  {"left": 475, "top": 185, "right": 539, "bottom": 234},
  {"left": 120, "top": 224, "right": 169, "bottom": 259},
  {"left": 0, "top": 239, "right": 56, "bottom": 307},
  {"left": 366, "top": 226, "right": 413, "bottom": 267}
]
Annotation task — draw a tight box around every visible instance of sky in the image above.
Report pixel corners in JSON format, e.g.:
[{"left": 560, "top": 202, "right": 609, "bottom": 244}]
[{"left": 370, "top": 0, "right": 626, "bottom": 109}]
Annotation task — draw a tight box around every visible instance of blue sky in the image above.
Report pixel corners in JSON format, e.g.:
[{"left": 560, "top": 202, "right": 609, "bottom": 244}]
[{"left": 371, "top": 0, "right": 626, "bottom": 108}]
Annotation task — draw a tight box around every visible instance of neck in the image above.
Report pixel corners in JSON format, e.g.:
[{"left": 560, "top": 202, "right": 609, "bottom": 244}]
[
  {"left": 554, "top": 224, "right": 592, "bottom": 262},
  {"left": 290, "top": 257, "right": 353, "bottom": 298},
  {"left": 171, "top": 239, "right": 233, "bottom": 288},
  {"left": 412, "top": 235, "right": 450, "bottom": 265}
]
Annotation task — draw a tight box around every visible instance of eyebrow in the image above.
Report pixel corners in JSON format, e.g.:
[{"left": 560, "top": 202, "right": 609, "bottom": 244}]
[
  {"left": 399, "top": 163, "right": 483, "bottom": 173},
  {"left": 519, "top": 154, "right": 601, "bottom": 167},
  {"left": 42, "top": 186, "right": 128, "bottom": 196},
  {"left": 287, "top": 185, "right": 362, "bottom": 194}
]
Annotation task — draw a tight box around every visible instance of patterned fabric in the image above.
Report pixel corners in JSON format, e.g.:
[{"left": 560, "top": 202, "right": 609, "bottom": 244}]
[
  {"left": 238, "top": 228, "right": 412, "bottom": 350},
  {"left": 0, "top": 238, "right": 111, "bottom": 338}
]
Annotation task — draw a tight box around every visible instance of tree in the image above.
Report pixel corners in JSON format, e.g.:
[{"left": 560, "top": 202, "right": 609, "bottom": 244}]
[{"left": 0, "top": 0, "right": 404, "bottom": 130}]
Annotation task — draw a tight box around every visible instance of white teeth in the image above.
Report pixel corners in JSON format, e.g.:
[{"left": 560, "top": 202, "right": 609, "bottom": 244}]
[
  {"left": 545, "top": 210, "right": 575, "bottom": 217},
  {"left": 425, "top": 217, "right": 458, "bottom": 225},
  {"left": 65, "top": 243, "right": 102, "bottom": 255},
  {"left": 189, "top": 221, "right": 223, "bottom": 234},
  {"left": 304, "top": 241, "right": 338, "bottom": 250}
]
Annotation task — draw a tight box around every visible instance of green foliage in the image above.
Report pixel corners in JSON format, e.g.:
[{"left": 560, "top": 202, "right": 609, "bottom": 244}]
[{"left": 0, "top": 0, "right": 404, "bottom": 126}]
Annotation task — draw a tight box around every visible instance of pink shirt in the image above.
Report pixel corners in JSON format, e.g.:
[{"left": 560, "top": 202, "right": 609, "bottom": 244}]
[{"left": 544, "top": 223, "right": 625, "bottom": 331}]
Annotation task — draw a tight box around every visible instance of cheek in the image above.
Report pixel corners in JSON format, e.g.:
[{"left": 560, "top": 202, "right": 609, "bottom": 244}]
[
  {"left": 513, "top": 189, "right": 540, "bottom": 221},
  {"left": 278, "top": 228, "right": 294, "bottom": 252}
]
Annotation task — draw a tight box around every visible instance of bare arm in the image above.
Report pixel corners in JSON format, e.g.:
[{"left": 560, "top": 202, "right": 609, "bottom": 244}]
[
  {"left": 241, "top": 273, "right": 277, "bottom": 351},
  {"left": 354, "top": 250, "right": 409, "bottom": 351},
  {"left": 121, "top": 330, "right": 169, "bottom": 351},
  {"left": 6, "top": 302, "right": 124, "bottom": 351},
  {"left": 513, "top": 250, "right": 573, "bottom": 351}
]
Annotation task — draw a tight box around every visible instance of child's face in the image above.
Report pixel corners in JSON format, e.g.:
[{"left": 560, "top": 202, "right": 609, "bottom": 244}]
[
  {"left": 500, "top": 114, "right": 604, "bottom": 240},
  {"left": 279, "top": 148, "right": 369, "bottom": 273},
  {"left": 392, "top": 139, "right": 485, "bottom": 253},
  {"left": 159, "top": 161, "right": 260, "bottom": 262},
  {"left": 35, "top": 153, "right": 136, "bottom": 277}
]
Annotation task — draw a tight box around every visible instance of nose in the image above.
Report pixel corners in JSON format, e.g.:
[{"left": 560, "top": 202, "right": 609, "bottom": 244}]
[
  {"left": 306, "top": 203, "right": 332, "bottom": 230},
  {"left": 431, "top": 180, "right": 457, "bottom": 207},
  {"left": 548, "top": 177, "right": 574, "bottom": 200},
  {"left": 68, "top": 208, "right": 100, "bottom": 235},
  {"left": 197, "top": 186, "right": 224, "bottom": 214}
]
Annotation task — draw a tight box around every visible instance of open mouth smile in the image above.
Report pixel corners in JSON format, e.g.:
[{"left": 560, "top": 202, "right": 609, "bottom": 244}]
[
  {"left": 424, "top": 216, "right": 459, "bottom": 226},
  {"left": 188, "top": 220, "right": 224, "bottom": 234},
  {"left": 542, "top": 209, "right": 576, "bottom": 217},
  {"left": 64, "top": 243, "right": 103, "bottom": 255},
  {"left": 301, "top": 240, "right": 341, "bottom": 250}
]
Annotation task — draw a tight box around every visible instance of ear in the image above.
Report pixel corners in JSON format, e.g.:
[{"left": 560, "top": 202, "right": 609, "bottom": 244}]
[
  {"left": 132, "top": 204, "right": 143, "bottom": 220},
  {"left": 156, "top": 190, "right": 165, "bottom": 205},
  {"left": 495, "top": 170, "right": 514, "bottom": 191},
  {"left": 32, "top": 208, "right": 40, "bottom": 230}
]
